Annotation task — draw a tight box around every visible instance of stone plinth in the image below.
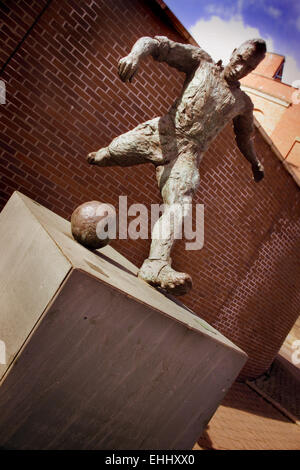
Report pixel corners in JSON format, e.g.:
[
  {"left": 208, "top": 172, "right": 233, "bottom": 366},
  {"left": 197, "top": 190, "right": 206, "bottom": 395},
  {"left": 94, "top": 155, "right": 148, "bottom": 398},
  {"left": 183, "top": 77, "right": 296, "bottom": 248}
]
[{"left": 0, "top": 192, "right": 247, "bottom": 450}]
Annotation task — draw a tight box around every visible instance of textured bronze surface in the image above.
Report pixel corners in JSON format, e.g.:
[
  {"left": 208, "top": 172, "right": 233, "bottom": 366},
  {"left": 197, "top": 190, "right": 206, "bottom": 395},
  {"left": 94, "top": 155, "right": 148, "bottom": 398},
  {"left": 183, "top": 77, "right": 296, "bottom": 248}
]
[
  {"left": 87, "top": 36, "right": 266, "bottom": 295},
  {"left": 71, "top": 201, "right": 112, "bottom": 249}
]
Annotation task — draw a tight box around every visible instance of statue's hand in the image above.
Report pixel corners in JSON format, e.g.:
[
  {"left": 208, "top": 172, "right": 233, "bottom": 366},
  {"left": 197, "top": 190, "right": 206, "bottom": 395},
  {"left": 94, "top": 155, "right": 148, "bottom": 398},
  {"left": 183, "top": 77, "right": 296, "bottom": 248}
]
[
  {"left": 118, "top": 54, "right": 139, "bottom": 82},
  {"left": 252, "top": 162, "right": 264, "bottom": 182}
]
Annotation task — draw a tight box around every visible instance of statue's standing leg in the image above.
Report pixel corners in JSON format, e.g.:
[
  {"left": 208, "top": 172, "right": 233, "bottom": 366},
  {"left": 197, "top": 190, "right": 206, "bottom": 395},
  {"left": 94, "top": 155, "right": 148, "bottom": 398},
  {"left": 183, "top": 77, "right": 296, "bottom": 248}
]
[
  {"left": 87, "top": 115, "right": 200, "bottom": 296},
  {"left": 138, "top": 150, "right": 201, "bottom": 296}
]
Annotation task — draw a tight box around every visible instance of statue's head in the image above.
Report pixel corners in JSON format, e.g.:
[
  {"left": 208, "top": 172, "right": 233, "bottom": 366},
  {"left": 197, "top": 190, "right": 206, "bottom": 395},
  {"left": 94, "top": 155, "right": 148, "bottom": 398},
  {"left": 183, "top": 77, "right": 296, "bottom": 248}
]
[{"left": 225, "top": 39, "right": 266, "bottom": 82}]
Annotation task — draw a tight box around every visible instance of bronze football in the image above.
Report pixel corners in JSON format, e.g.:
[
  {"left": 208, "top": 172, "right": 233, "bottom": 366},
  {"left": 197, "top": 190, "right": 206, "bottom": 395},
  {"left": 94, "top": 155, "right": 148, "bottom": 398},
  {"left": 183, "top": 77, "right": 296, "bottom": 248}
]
[{"left": 71, "top": 200, "right": 115, "bottom": 249}]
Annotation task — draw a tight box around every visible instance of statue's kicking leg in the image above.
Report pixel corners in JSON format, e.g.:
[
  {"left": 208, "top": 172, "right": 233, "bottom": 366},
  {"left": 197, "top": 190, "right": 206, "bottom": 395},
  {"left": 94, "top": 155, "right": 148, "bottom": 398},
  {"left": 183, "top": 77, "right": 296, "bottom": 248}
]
[
  {"left": 138, "top": 152, "right": 201, "bottom": 296},
  {"left": 87, "top": 117, "right": 166, "bottom": 167}
]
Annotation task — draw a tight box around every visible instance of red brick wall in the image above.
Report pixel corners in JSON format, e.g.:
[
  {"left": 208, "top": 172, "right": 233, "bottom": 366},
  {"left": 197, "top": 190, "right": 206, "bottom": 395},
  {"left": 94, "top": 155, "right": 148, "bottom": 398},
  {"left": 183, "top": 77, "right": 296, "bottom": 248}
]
[
  {"left": 0, "top": 0, "right": 49, "bottom": 70},
  {"left": 1, "top": 0, "right": 300, "bottom": 379}
]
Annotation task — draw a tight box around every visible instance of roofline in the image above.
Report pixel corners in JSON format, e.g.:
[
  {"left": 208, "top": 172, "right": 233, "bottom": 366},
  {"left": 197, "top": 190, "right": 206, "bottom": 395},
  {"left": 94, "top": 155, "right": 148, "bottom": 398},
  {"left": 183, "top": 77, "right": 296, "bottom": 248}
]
[
  {"left": 154, "top": 0, "right": 199, "bottom": 46},
  {"left": 153, "top": 3, "right": 289, "bottom": 62},
  {"left": 265, "top": 51, "right": 285, "bottom": 59},
  {"left": 153, "top": 2, "right": 289, "bottom": 78},
  {"left": 248, "top": 71, "right": 295, "bottom": 90}
]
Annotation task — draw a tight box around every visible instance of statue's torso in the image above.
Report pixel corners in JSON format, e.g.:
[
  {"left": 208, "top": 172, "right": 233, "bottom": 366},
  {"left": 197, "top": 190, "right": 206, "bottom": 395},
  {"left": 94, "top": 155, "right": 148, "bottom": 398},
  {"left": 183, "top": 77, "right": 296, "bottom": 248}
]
[{"left": 167, "top": 61, "right": 247, "bottom": 151}]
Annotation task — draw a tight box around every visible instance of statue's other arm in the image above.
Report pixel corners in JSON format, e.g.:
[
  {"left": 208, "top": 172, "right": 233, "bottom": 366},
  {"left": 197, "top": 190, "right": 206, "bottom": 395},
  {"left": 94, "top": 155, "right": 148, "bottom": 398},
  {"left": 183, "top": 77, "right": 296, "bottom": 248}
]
[
  {"left": 118, "top": 36, "right": 212, "bottom": 82},
  {"left": 233, "top": 99, "right": 264, "bottom": 183}
]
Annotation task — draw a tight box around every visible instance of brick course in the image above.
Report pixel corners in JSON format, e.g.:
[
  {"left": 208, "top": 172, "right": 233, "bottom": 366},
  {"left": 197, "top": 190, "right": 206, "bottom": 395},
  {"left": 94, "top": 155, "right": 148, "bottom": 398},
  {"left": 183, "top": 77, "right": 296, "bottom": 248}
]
[{"left": 1, "top": 0, "right": 300, "bottom": 379}]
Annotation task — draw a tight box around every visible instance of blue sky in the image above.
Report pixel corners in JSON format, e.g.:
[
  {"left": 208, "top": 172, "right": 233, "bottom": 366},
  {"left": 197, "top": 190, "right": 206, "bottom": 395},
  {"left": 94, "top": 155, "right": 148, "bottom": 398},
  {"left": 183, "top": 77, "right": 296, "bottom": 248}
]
[{"left": 164, "top": 0, "right": 300, "bottom": 85}]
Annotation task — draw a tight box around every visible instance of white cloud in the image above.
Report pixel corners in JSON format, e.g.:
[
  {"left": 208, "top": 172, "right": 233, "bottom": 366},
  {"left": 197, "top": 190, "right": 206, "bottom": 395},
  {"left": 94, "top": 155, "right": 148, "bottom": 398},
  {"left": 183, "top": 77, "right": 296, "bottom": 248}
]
[
  {"left": 205, "top": 4, "right": 236, "bottom": 19},
  {"left": 190, "top": 15, "right": 274, "bottom": 66},
  {"left": 205, "top": 0, "right": 244, "bottom": 19},
  {"left": 189, "top": 7, "right": 300, "bottom": 86},
  {"left": 282, "top": 55, "right": 300, "bottom": 85},
  {"left": 266, "top": 6, "right": 281, "bottom": 19}
]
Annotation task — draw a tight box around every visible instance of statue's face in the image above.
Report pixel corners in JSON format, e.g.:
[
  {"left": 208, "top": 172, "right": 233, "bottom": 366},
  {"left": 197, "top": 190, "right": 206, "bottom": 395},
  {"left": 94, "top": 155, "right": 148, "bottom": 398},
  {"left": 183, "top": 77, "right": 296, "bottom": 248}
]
[{"left": 226, "top": 40, "right": 266, "bottom": 81}]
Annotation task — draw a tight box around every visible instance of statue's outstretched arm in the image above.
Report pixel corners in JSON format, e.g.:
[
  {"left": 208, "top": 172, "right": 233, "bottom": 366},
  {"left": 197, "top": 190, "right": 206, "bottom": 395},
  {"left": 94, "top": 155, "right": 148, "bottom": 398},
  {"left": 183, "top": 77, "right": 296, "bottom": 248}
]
[
  {"left": 233, "top": 100, "right": 264, "bottom": 183},
  {"left": 118, "top": 36, "right": 212, "bottom": 82}
]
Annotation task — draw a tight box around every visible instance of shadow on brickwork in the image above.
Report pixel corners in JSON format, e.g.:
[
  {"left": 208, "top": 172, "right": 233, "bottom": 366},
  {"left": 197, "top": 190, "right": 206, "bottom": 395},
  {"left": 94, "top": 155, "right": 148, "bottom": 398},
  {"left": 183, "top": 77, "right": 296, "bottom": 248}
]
[{"left": 247, "top": 355, "right": 300, "bottom": 423}]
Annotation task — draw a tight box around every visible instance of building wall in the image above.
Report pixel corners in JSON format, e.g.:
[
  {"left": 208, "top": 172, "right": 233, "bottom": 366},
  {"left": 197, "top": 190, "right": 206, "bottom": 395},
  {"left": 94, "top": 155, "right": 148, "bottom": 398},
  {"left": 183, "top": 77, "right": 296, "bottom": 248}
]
[
  {"left": 246, "top": 92, "right": 287, "bottom": 134},
  {"left": 286, "top": 139, "right": 300, "bottom": 165},
  {"left": 241, "top": 53, "right": 300, "bottom": 187},
  {"left": 273, "top": 104, "right": 300, "bottom": 159},
  {"left": 1, "top": 0, "right": 300, "bottom": 379},
  {"left": 254, "top": 52, "right": 284, "bottom": 79}
]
